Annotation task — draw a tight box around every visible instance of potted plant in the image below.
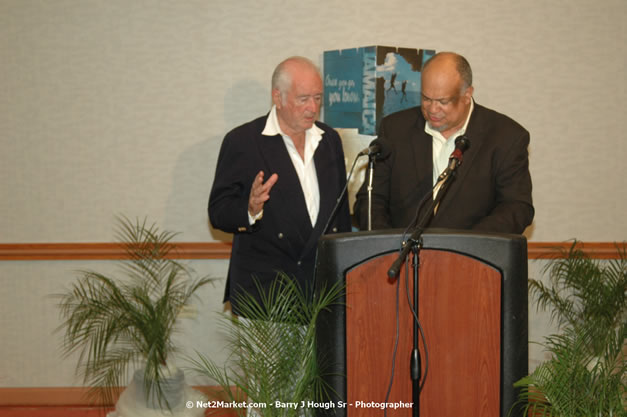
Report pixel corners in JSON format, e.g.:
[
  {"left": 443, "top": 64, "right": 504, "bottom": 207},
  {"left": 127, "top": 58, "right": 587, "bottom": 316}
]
[
  {"left": 57, "top": 216, "right": 215, "bottom": 414},
  {"left": 512, "top": 241, "right": 626, "bottom": 416},
  {"left": 188, "top": 274, "right": 344, "bottom": 417}
]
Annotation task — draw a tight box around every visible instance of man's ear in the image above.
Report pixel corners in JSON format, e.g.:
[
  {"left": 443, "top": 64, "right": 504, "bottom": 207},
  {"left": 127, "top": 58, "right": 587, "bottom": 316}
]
[
  {"left": 463, "top": 86, "right": 474, "bottom": 103},
  {"left": 272, "top": 88, "right": 282, "bottom": 109}
]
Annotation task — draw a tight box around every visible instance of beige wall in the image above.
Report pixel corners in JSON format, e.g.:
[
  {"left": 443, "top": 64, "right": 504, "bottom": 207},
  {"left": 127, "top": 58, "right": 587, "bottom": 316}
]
[
  {"left": 0, "top": 0, "right": 625, "bottom": 388},
  {"left": 1, "top": 0, "right": 625, "bottom": 243}
]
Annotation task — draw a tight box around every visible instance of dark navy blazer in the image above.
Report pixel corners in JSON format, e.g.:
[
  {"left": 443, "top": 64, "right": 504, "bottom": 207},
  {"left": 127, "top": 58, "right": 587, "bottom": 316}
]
[{"left": 209, "top": 115, "right": 351, "bottom": 316}]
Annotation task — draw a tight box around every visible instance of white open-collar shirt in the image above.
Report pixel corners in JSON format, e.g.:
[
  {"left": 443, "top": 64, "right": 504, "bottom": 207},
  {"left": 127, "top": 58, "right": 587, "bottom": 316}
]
[
  {"left": 426, "top": 99, "right": 474, "bottom": 198},
  {"left": 260, "top": 105, "right": 323, "bottom": 226}
]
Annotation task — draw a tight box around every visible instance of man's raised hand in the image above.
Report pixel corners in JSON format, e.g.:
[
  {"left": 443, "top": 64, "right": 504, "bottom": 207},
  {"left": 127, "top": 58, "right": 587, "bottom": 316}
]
[{"left": 248, "top": 171, "right": 278, "bottom": 217}]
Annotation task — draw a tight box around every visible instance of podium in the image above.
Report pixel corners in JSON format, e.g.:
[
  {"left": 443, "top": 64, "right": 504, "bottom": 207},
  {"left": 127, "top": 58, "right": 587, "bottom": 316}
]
[{"left": 314, "top": 229, "right": 528, "bottom": 417}]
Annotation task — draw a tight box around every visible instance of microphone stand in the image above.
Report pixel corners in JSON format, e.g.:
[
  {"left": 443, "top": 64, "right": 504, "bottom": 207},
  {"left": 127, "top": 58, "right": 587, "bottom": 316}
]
[
  {"left": 366, "top": 155, "right": 375, "bottom": 231},
  {"left": 387, "top": 168, "right": 458, "bottom": 417}
]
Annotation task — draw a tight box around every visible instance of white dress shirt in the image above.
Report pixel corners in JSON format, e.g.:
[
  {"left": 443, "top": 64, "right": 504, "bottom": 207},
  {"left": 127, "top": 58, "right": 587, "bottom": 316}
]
[
  {"left": 254, "top": 105, "right": 323, "bottom": 226},
  {"left": 426, "top": 99, "right": 474, "bottom": 199}
]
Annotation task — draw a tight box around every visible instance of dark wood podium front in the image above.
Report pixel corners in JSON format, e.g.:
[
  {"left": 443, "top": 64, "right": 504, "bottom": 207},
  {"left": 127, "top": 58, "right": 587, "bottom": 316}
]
[{"left": 314, "top": 229, "right": 528, "bottom": 417}]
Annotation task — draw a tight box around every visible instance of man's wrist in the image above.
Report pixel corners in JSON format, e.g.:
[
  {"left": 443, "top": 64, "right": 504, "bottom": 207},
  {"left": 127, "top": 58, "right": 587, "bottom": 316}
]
[{"left": 248, "top": 209, "right": 264, "bottom": 225}]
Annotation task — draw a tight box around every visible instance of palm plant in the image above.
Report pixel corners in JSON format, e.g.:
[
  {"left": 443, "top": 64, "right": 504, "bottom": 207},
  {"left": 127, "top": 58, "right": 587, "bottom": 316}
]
[
  {"left": 57, "top": 216, "right": 215, "bottom": 409},
  {"left": 188, "top": 274, "right": 344, "bottom": 417},
  {"left": 512, "top": 241, "right": 626, "bottom": 416}
]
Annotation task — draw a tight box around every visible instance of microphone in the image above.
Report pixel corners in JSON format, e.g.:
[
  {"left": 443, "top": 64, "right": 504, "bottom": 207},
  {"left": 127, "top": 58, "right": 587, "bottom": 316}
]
[
  {"left": 323, "top": 137, "right": 391, "bottom": 234},
  {"left": 357, "top": 137, "right": 391, "bottom": 160},
  {"left": 362, "top": 137, "right": 390, "bottom": 230},
  {"left": 436, "top": 136, "right": 470, "bottom": 182},
  {"left": 388, "top": 136, "right": 470, "bottom": 279}
]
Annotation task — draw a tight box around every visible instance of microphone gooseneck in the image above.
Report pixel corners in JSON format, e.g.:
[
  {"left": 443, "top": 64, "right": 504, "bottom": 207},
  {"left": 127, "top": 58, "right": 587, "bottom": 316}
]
[{"left": 437, "top": 135, "right": 471, "bottom": 182}]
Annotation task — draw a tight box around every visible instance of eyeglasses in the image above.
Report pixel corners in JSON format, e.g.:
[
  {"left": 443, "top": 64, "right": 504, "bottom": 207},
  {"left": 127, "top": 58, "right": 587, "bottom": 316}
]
[{"left": 421, "top": 93, "right": 459, "bottom": 107}]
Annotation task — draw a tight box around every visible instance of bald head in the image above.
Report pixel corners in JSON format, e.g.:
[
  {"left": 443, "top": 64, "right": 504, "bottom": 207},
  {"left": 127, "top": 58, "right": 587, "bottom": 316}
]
[
  {"left": 420, "top": 52, "right": 474, "bottom": 139},
  {"left": 423, "top": 52, "right": 473, "bottom": 91}
]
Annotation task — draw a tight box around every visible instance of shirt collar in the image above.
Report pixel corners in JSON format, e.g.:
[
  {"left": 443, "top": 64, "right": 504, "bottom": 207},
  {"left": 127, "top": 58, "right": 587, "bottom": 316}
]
[{"left": 262, "top": 105, "right": 324, "bottom": 141}]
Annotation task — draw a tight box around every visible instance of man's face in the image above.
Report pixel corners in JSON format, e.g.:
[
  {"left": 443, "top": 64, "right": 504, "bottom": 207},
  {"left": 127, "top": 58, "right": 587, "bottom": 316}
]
[
  {"left": 273, "top": 67, "right": 323, "bottom": 137},
  {"left": 420, "top": 66, "right": 473, "bottom": 139}
]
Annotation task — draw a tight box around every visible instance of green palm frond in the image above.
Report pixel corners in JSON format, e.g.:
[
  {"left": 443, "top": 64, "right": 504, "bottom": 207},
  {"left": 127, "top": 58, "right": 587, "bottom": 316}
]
[
  {"left": 56, "top": 216, "right": 215, "bottom": 409},
  {"left": 512, "top": 240, "right": 626, "bottom": 417},
  {"left": 531, "top": 242, "right": 627, "bottom": 343},
  {"left": 514, "top": 325, "right": 625, "bottom": 416},
  {"left": 189, "top": 274, "right": 344, "bottom": 417}
]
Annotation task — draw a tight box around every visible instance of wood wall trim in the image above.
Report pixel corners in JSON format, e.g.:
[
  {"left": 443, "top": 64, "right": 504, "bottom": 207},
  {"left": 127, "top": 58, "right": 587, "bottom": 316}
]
[
  {"left": 0, "top": 387, "right": 116, "bottom": 406},
  {"left": 0, "top": 242, "right": 232, "bottom": 261},
  {"left": 527, "top": 241, "right": 623, "bottom": 259},
  {"left": 0, "top": 386, "right": 232, "bottom": 407},
  {"left": 0, "top": 385, "right": 235, "bottom": 406},
  {"left": 0, "top": 241, "right": 622, "bottom": 261}
]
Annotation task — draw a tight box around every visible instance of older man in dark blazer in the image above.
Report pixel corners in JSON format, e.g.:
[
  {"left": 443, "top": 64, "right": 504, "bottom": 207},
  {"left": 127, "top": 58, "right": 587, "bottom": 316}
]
[
  {"left": 209, "top": 57, "right": 351, "bottom": 317},
  {"left": 355, "top": 52, "right": 534, "bottom": 234}
]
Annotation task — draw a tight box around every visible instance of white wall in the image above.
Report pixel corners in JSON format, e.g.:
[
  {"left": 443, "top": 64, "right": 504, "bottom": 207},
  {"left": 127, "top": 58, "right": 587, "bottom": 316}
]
[{"left": 0, "top": 0, "right": 625, "bottom": 388}]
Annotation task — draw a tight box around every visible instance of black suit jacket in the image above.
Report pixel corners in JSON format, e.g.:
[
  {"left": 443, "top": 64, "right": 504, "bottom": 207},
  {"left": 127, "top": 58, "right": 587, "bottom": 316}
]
[
  {"left": 354, "top": 103, "right": 534, "bottom": 234},
  {"left": 209, "top": 114, "right": 351, "bottom": 316}
]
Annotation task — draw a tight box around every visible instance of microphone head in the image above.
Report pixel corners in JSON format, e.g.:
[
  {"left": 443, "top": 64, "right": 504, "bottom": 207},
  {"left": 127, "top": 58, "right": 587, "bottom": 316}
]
[
  {"left": 370, "top": 137, "right": 391, "bottom": 160},
  {"left": 368, "top": 141, "right": 381, "bottom": 155},
  {"left": 455, "top": 135, "right": 470, "bottom": 152}
]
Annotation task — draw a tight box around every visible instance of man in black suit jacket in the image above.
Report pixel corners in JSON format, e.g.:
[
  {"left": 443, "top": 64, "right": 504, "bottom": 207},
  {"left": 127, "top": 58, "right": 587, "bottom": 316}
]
[
  {"left": 209, "top": 57, "right": 351, "bottom": 316},
  {"left": 355, "top": 52, "right": 534, "bottom": 234}
]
